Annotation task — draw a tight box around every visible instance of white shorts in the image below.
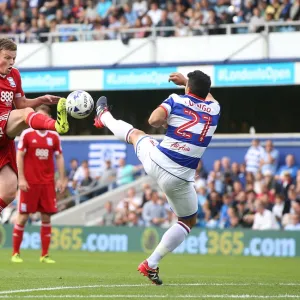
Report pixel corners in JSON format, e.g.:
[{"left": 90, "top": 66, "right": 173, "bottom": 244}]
[{"left": 135, "top": 136, "right": 198, "bottom": 218}]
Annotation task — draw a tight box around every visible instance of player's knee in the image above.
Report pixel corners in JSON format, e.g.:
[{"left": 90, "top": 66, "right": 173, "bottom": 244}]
[
  {"left": 22, "top": 107, "right": 34, "bottom": 121},
  {"left": 17, "top": 213, "right": 29, "bottom": 226},
  {"left": 129, "top": 130, "right": 145, "bottom": 145},
  {"left": 178, "top": 214, "right": 197, "bottom": 230},
  {"left": 41, "top": 213, "right": 51, "bottom": 223},
  {"left": 3, "top": 188, "right": 17, "bottom": 203}
]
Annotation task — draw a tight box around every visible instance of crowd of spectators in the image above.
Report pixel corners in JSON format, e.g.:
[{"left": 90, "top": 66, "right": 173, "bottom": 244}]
[
  {"left": 99, "top": 184, "right": 178, "bottom": 227},
  {"left": 0, "top": 0, "right": 299, "bottom": 43},
  {"left": 103, "top": 139, "right": 300, "bottom": 230}
]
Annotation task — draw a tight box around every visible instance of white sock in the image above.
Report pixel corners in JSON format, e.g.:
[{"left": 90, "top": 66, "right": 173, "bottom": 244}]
[
  {"left": 147, "top": 221, "right": 190, "bottom": 269},
  {"left": 101, "top": 112, "right": 134, "bottom": 142}
]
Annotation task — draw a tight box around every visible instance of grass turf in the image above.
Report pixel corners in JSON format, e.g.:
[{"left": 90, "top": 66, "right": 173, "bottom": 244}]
[{"left": 0, "top": 249, "right": 300, "bottom": 299}]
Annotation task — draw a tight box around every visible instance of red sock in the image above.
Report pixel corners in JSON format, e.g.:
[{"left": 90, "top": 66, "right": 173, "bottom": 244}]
[
  {"left": 12, "top": 224, "right": 24, "bottom": 255},
  {"left": 41, "top": 223, "right": 52, "bottom": 256},
  {"left": 26, "top": 112, "right": 56, "bottom": 131},
  {"left": 0, "top": 198, "right": 7, "bottom": 213}
]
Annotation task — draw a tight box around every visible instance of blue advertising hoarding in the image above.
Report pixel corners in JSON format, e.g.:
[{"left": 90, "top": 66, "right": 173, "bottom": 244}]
[
  {"left": 103, "top": 67, "right": 177, "bottom": 90},
  {"left": 21, "top": 71, "right": 69, "bottom": 93},
  {"left": 214, "top": 63, "right": 295, "bottom": 87}
]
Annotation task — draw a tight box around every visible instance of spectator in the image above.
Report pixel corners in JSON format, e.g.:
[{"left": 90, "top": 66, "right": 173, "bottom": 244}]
[
  {"left": 289, "top": 0, "right": 300, "bottom": 20},
  {"left": 252, "top": 201, "right": 279, "bottom": 230},
  {"left": 272, "top": 194, "right": 285, "bottom": 223},
  {"left": 86, "top": 0, "right": 98, "bottom": 22},
  {"left": 73, "top": 160, "right": 89, "bottom": 188},
  {"left": 62, "top": 0, "right": 72, "bottom": 18},
  {"left": 206, "top": 191, "right": 222, "bottom": 228},
  {"left": 124, "top": 3, "right": 138, "bottom": 27},
  {"left": 115, "top": 200, "right": 130, "bottom": 225},
  {"left": 156, "top": 10, "right": 174, "bottom": 37},
  {"left": 276, "top": 154, "right": 298, "bottom": 181},
  {"left": 96, "top": 0, "right": 112, "bottom": 18},
  {"left": 219, "top": 194, "right": 232, "bottom": 228},
  {"left": 282, "top": 198, "right": 300, "bottom": 227},
  {"left": 107, "top": 15, "right": 121, "bottom": 39},
  {"left": 278, "top": 0, "right": 292, "bottom": 20},
  {"left": 100, "top": 201, "right": 116, "bottom": 226},
  {"left": 229, "top": 213, "right": 241, "bottom": 228},
  {"left": 230, "top": 162, "right": 240, "bottom": 182},
  {"left": 221, "top": 156, "right": 231, "bottom": 174},
  {"left": 245, "top": 139, "right": 264, "bottom": 174},
  {"left": 116, "top": 158, "right": 143, "bottom": 186},
  {"left": 40, "top": 0, "right": 59, "bottom": 17},
  {"left": 147, "top": 2, "right": 162, "bottom": 25},
  {"left": 141, "top": 184, "right": 152, "bottom": 207},
  {"left": 133, "top": 0, "right": 148, "bottom": 17},
  {"left": 128, "top": 211, "right": 143, "bottom": 227},
  {"left": 78, "top": 166, "right": 94, "bottom": 202},
  {"left": 123, "top": 187, "right": 142, "bottom": 212},
  {"left": 98, "top": 160, "right": 116, "bottom": 192},
  {"left": 260, "top": 140, "right": 279, "bottom": 176},
  {"left": 134, "top": 17, "right": 146, "bottom": 38},
  {"left": 285, "top": 214, "right": 300, "bottom": 230},
  {"left": 142, "top": 190, "right": 167, "bottom": 227},
  {"left": 67, "top": 158, "right": 78, "bottom": 193}
]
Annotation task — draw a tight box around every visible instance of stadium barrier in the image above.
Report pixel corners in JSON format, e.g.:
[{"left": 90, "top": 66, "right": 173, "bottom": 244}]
[{"left": 0, "top": 225, "right": 299, "bottom": 257}]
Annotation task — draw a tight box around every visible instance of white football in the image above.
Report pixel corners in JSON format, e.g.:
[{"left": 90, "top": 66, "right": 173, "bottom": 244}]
[{"left": 66, "top": 90, "right": 94, "bottom": 119}]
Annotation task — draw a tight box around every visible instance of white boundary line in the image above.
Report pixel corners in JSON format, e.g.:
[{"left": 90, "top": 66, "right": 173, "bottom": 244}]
[
  {"left": 0, "top": 295, "right": 300, "bottom": 299},
  {"left": 1, "top": 283, "right": 300, "bottom": 295}
]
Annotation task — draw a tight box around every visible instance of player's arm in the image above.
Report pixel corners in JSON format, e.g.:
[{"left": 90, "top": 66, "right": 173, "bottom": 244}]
[
  {"left": 55, "top": 153, "right": 66, "bottom": 193},
  {"left": 16, "top": 149, "right": 29, "bottom": 192},
  {"left": 17, "top": 132, "right": 30, "bottom": 191},
  {"left": 14, "top": 95, "right": 61, "bottom": 109},
  {"left": 148, "top": 107, "right": 167, "bottom": 128},
  {"left": 169, "top": 72, "right": 188, "bottom": 87}
]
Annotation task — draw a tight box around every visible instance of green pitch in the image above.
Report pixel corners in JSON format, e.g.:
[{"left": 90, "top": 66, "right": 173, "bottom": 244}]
[{"left": 1, "top": 249, "right": 300, "bottom": 300}]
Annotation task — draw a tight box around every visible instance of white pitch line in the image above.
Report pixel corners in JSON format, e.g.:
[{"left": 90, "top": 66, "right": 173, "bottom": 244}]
[
  {"left": 0, "top": 295, "right": 300, "bottom": 299},
  {"left": 0, "top": 283, "right": 300, "bottom": 295}
]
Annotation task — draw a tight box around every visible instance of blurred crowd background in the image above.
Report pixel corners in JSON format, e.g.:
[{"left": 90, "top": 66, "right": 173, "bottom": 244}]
[
  {"left": 3, "top": 138, "right": 300, "bottom": 231},
  {"left": 0, "top": 0, "right": 299, "bottom": 43}
]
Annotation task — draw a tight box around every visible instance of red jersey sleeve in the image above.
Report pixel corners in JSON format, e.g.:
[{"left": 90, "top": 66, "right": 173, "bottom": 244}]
[
  {"left": 13, "top": 68, "right": 25, "bottom": 99},
  {"left": 18, "top": 130, "right": 29, "bottom": 152},
  {"left": 53, "top": 133, "right": 62, "bottom": 155}
]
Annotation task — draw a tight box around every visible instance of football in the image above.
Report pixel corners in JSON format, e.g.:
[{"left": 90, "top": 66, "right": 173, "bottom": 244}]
[{"left": 66, "top": 90, "right": 94, "bottom": 119}]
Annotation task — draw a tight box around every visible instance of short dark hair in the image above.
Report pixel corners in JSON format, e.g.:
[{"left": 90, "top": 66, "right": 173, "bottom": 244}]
[
  {"left": 187, "top": 70, "right": 211, "bottom": 99},
  {"left": 35, "top": 104, "right": 51, "bottom": 115},
  {"left": 0, "top": 38, "right": 17, "bottom": 52}
]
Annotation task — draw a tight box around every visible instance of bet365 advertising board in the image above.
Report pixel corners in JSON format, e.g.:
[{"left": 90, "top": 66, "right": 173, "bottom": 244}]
[{"left": 0, "top": 225, "right": 299, "bottom": 257}]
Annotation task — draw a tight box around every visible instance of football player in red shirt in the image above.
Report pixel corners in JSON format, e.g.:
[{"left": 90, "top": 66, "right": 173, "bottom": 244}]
[
  {"left": 0, "top": 39, "right": 69, "bottom": 217},
  {"left": 12, "top": 105, "right": 66, "bottom": 263}
]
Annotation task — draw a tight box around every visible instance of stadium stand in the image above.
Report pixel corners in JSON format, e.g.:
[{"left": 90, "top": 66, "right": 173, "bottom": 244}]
[{"left": 0, "top": 0, "right": 299, "bottom": 42}]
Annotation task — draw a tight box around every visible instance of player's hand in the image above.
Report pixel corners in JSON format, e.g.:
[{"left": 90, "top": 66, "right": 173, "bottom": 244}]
[
  {"left": 38, "top": 95, "right": 60, "bottom": 105},
  {"left": 168, "top": 72, "right": 188, "bottom": 86},
  {"left": 19, "top": 178, "right": 29, "bottom": 192},
  {"left": 56, "top": 179, "right": 65, "bottom": 193}
]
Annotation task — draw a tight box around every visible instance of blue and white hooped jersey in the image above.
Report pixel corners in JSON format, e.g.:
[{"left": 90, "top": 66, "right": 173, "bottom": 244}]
[{"left": 150, "top": 93, "right": 221, "bottom": 182}]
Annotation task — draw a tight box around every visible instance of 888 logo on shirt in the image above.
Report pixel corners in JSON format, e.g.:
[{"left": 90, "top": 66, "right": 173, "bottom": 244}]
[
  {"left": 35, "top": 148, "right": 49, "bottom": 159},
  {"left": 0, "top": 91, "right": 14, "bottom": 105}
]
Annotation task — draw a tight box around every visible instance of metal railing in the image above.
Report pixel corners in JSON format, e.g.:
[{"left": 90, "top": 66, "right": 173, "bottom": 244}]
[
  {"left": 57, "top": 169, "right": 145, "bottom": 211},
  {"left": 2, "top": 20, "right": 300, "bottom": 44}
]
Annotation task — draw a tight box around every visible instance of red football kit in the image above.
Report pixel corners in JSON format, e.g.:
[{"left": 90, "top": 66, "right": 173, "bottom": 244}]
[
  {"left": 0, "top": 67, "right": 24, "bottom": 174},
  {"left": 18, "top": 129, "right": 62, "bottom": 213}
]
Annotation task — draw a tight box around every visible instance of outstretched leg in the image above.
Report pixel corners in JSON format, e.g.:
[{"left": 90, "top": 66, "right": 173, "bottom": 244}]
[
  {"left": 6, "top": 98, "right": 69, "bottom": 137},
  {"left": 94, "top": 96, "right": 146, "bottom": 146}
]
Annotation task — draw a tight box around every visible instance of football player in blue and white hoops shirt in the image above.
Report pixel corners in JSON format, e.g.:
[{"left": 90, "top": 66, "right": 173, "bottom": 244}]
[{"left": 94, "top": 70, "right": 221, "bottom": 285}]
